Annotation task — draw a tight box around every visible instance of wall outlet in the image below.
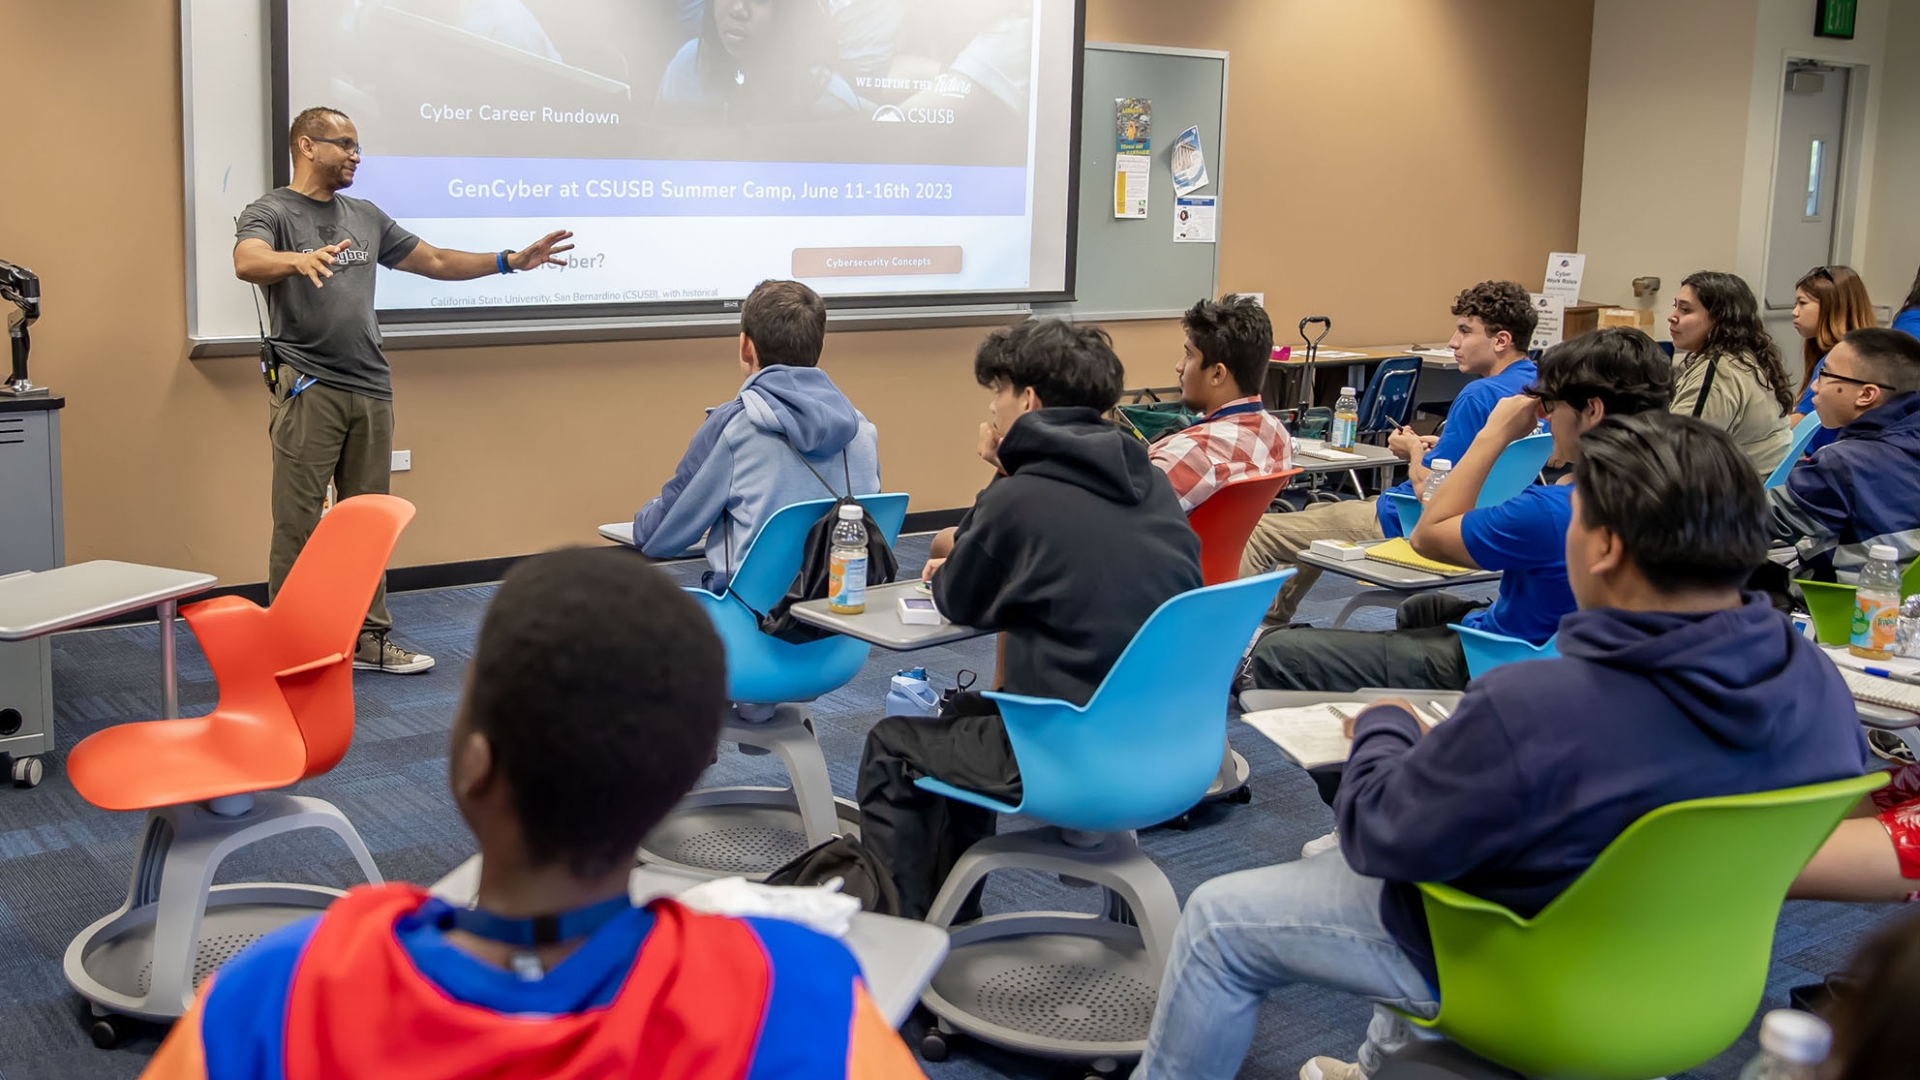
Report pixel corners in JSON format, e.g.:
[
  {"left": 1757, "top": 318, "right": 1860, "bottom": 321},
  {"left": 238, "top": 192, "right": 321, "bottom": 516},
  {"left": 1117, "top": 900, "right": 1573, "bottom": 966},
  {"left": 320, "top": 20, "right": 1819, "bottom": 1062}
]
[{"left": 391, "top": 450, "right": 412, "bottom": 472}]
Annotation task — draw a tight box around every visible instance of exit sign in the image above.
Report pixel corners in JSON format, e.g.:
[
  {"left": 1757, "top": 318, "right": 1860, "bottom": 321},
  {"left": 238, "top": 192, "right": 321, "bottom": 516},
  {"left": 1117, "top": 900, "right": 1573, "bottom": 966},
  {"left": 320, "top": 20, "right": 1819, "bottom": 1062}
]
[{"left": 1816, "top": 0, "right": 1856, "bottom": 39}]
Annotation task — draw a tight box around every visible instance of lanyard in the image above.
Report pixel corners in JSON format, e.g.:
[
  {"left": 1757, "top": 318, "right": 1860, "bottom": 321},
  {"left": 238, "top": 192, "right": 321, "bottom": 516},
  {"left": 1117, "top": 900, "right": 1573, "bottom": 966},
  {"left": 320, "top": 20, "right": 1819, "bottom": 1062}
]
[
  {"left": 434, "top": 894, "right": 637, "bottom": 980},
  {"left": 1186, "top": 399, "right": 1267, "bottom": 430}
]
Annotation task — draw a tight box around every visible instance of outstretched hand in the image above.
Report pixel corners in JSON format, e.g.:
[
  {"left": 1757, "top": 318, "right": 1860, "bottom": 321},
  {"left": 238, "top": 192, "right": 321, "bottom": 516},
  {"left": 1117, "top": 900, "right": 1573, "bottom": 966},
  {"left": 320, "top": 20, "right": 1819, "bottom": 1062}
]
[
  {"left": 294, "top": 240, "right": 353, "bottom": 288},
  {"left": 510, "top": 229, "right": 576, "bottom": 270}
]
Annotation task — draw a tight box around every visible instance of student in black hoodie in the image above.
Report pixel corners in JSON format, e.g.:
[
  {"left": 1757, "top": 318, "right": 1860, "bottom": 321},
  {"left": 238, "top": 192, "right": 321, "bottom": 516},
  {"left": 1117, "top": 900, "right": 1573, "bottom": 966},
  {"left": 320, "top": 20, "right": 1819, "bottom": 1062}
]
[
  {"left": 856, "top": 318, "right": 1203, "bottom": 920},
  {"left": 1132, "top": 412, "right": 1868, "bottom": 1080}
]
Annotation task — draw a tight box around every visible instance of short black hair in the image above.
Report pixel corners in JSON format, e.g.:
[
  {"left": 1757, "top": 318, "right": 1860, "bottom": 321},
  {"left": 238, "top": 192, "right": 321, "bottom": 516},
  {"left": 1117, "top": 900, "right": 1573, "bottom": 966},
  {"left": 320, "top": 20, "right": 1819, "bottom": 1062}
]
[
  {"left": 1573, "top": 412, "right": 1766, "bottom": 592},
  {"left": 1451, "top": 280, "right": 1538, "bottom": 349},
  {"left": 463, "top": 548, "right": 728, "bottom": 878},
  {"left": 741, "top": 279, "right": 828, "bottom": 368},
  {"left": 1842, "top": 327, "right": 1920, "bottom": 395},
  {"left": 1530, "top": 327, "right": 1674, "bottom": 416},
  {"left": 973, "top": 318, "right": 1126, "bottom": 411},
  {"left": 1182, "top": 295, "right": 1273, "bottom": 397},
  {"left": 288, "top": 106, "right": 349, "bottom": 152}
]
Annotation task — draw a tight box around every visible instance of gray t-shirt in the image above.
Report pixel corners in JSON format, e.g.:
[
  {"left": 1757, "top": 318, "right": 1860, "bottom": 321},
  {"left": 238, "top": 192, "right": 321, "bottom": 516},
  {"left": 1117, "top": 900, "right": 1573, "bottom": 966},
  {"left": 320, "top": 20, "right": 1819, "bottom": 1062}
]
[{"left": 235, "top": 188, "right": 420, "bottom": 400}]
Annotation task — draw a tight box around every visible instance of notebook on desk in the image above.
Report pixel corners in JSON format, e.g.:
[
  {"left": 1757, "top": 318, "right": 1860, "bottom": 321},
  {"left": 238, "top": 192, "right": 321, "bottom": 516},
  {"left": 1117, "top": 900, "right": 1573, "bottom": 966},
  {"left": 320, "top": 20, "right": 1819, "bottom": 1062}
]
[
  {"left": 1839, "top": 668, "right": 1920, "bottom": 715},
  {"left": 1363, "top": 538, "right": 1477, "bottom": 577},
  {"left": 1239, "top": 700, "right": 1453, "bottom": 768}
]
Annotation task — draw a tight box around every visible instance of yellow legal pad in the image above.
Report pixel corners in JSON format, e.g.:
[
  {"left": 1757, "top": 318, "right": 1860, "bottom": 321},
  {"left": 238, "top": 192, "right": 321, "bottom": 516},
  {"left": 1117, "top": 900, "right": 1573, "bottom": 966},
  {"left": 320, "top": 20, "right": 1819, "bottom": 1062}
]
[{"left": 1364, "top": 538, "right": 1477, "bottom": 577}]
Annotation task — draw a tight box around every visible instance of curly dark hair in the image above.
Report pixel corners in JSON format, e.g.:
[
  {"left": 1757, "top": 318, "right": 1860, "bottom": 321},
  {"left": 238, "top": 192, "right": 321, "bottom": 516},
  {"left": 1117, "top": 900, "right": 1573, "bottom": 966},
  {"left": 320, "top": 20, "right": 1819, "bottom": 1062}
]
[
  {"left": 1181, "top": 295, "right": 1273, "bottom": 397},
  {"left": 974, "top": 318, "right": 1126, "bottom": 412},
  {"left": 1678, "top": 271, "right": 1794, "bottom": 413},
  {"left": 1530, "top": 327, "right": 1675, "bottom": 417},
  {"left": 1451, "top": 280, "right": 1538, "bottom": 349}
]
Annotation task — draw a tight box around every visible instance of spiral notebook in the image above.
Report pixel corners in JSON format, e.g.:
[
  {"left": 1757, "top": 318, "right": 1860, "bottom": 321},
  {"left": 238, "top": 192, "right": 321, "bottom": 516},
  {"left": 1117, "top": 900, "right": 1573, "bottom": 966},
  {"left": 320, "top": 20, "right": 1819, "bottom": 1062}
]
[
  {"left": 1840, "top": 668, "right": 1920, "bottom": 715},
  {"left": 1362, "top": 538, "right": 1477, "bottom": 577}
]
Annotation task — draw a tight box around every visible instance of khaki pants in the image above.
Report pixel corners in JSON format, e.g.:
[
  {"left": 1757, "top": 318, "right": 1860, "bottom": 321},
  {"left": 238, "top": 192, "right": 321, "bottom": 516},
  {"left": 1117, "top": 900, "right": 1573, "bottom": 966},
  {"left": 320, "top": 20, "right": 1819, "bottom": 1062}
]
[
  {"left": 1239, "top": 498, "right": 1385, "bottom": 625},
  {"left": 267, "top": 372, "right": 394, "bottom": 631}
]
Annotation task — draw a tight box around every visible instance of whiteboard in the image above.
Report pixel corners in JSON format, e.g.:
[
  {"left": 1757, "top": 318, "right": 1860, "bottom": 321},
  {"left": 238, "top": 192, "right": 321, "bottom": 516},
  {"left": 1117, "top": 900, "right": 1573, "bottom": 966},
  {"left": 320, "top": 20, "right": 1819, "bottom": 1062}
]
[{"left": 182, "top": 0, "right": 276, "bottom": 345}]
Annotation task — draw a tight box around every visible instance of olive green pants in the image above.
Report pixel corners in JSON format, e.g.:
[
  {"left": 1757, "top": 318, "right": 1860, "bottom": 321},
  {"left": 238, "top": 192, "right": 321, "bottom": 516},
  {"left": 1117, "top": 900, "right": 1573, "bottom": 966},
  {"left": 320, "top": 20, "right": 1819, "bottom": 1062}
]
[{"left": 267, "top": 371, "right": 393, "bottom": 631}]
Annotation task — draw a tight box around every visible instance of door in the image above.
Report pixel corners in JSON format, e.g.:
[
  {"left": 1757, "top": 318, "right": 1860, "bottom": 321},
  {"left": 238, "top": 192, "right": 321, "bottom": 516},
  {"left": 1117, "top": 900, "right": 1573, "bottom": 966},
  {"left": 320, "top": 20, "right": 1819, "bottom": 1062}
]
[{"left": 1763, "top": 63, "right": 1850, "bottom": 354}]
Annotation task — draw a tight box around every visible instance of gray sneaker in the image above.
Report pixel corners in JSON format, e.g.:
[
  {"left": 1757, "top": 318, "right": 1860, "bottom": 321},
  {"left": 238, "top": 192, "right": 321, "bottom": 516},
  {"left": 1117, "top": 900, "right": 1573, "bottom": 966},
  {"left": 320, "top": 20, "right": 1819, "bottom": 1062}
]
[{"left": 354, "top": 630, "right": 434, "bottom": 674}]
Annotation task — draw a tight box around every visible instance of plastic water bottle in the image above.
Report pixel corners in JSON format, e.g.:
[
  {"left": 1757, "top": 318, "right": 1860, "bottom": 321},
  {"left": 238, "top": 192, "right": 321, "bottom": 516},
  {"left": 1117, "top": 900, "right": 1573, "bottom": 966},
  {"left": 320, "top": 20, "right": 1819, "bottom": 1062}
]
[
  {"left": 886, "top": 667, "right": 941, "bottom": 718},
  {"left": 1849, "top": 543, "right": 1903, "bottom": 660},
  {"left": 1737, "top": 1009, "right": 1829, "bottom": 1080},
  {"left": 1330, "top": 386, "right": 1359, "bottom": 449},
  {"left": 827, "top": 504, "right": 868, "bottom": 614},
  {"left": 1896, "top": 594, "right": 1920, "bottom": 659},
  {"left": 1420, "top": 459, "right": 1453, "bottom": 504}
]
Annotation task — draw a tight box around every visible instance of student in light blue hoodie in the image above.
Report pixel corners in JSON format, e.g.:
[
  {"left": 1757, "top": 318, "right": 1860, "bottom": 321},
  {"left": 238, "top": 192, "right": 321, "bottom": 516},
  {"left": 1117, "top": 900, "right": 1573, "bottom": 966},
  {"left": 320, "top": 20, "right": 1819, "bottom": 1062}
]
[{"left": 633, "top": 280, "right": 879, "bottom": 589}]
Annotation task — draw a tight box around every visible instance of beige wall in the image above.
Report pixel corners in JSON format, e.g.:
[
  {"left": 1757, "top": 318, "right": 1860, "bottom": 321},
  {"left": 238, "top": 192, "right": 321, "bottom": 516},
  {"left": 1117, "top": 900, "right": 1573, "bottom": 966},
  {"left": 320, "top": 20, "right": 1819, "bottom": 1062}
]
[
  {"left": 1577, "top": 0, "right": 1757, "bottom": 323},
  {"left": 0, "top": 0, "right": 1591, "bottom": 586},
  {"left": 1862, "top": 0, "right": 1920, "bottom": 310}
]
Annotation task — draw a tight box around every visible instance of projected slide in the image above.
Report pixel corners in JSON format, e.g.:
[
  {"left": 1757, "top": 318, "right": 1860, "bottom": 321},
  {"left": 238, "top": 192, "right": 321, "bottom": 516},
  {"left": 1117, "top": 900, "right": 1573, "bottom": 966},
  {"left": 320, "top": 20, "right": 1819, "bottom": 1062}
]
[{"left": 281, "top": 0, "right": 1079, "bottom": 315}]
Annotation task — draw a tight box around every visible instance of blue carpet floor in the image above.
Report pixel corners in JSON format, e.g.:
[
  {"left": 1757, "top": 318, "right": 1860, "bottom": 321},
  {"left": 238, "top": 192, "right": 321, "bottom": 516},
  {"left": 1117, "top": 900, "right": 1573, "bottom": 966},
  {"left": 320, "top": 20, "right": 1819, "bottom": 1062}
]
[{"left": 0, "top": 532, "right": 1903, "bottom": 1079}]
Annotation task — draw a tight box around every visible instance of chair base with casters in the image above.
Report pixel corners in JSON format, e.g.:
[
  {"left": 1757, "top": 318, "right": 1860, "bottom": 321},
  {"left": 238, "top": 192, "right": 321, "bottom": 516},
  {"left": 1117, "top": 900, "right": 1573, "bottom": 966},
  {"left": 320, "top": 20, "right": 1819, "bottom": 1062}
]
[
  {"left": 63, "top": 791, "right": 382, "bottom": 1046},
  {"left": 636, "top": 703, "right": 859, "bottom": 880},
  {"left": 1155, "top": 747, "right": 1253, "bottom": 831},
  {"left": 915, "top": 825, "right": 1179, "bottom": 1072}
]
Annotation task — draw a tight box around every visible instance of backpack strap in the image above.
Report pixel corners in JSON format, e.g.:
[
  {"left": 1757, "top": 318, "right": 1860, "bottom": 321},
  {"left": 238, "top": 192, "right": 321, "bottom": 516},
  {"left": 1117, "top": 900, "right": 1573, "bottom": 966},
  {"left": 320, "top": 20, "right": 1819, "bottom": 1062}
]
[{"left": 1691, "top": 355, "right": 1721, "bottom": 419}]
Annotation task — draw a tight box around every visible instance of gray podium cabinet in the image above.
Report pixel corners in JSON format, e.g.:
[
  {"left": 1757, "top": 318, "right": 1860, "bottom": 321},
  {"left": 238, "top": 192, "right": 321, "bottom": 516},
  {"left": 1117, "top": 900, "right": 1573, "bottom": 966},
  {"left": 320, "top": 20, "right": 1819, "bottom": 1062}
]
[{"left": 0, "top": 396, "right": 64, "bottom": 769}]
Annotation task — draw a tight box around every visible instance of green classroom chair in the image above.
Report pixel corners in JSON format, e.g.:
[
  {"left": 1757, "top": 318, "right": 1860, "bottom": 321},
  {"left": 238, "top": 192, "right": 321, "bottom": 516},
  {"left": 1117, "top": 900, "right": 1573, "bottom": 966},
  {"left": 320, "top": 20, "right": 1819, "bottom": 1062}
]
[{"left": 1397, "top": 772, "right": 1884, "bottom": 1080}]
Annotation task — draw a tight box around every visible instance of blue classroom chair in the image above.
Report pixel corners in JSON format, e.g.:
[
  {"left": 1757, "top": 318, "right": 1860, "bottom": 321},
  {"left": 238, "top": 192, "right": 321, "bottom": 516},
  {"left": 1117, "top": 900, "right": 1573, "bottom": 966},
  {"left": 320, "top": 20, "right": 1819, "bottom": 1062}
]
[
  {"left": 915, "top": 571, "right": 1292, "bottom": 1067},
  {"left": 1451, "top": 623, "right": 1560, "bottom": 679},
  {"left": 1386, "top": 431, "right": 1555, "bottom": 535},
  {"left": 1764, "top": 413, "right": 1822, "bottom": 490},
  {"left": 638, "top": 493, "right": 909, "bottom": 879},
  {"left": 1356, "top": 355, "right": 1424, "bottom": 438}
]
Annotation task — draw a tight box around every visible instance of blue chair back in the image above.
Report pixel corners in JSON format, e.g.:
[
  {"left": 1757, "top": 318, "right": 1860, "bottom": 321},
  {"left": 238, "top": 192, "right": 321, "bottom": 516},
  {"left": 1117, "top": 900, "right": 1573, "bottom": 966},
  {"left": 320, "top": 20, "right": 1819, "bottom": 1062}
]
[
  {"left": 1451, "top": 623, "right": 1559, "bottom": 679},
  {"left": 1764, "top": 413, "right": 1822, "bottom": 490},
  {"left": 1356, "top": 356, "right": 1423, "bottom": 436},
  {"left": 1387, "top": 432, "right": 1555, "bottom": 533},
  {"left": 973, "top": 572, "right": 1293, "bottom": 831},
  {"left": 688, "top": 493, "right": 909, "bottom": 704},
  {"left": 1658, "top": 341, "right": 1676, "bottom": 359}
]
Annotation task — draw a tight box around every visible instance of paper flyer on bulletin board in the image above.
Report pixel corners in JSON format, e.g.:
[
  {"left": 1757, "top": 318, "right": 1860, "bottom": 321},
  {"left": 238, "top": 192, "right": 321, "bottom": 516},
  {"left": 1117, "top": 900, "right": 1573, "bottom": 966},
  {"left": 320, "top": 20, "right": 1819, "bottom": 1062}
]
[
  {"left": 1173, "top": 196, "right": 1216, "bottom": 242},
  {"left": 1172, "top": 126, "right": 1209, "bottom": 196},
  {"left": 1114, "top": 97, "right": 1151, "bottom": 219}
]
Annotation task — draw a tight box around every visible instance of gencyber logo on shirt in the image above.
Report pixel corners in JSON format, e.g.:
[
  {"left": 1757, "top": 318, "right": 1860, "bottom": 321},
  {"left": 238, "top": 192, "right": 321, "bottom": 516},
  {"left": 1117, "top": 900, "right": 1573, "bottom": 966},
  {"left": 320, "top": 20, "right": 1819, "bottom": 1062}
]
[{"left": 300, "top": 246, "right": 371, "bottom": 265}]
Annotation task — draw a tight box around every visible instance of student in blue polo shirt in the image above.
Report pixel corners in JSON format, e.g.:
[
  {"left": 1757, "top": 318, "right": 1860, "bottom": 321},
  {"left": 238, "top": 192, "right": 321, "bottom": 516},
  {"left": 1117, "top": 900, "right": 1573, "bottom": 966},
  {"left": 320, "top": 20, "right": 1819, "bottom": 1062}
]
[{"left": 1246, "top": 328, "right": 1674, "bottom": 692}]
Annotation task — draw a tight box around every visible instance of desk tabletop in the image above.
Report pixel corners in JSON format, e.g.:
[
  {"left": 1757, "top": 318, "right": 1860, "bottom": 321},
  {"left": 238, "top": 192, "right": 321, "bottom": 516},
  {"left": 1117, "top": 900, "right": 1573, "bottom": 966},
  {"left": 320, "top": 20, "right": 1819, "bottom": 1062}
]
[
  {"left": 430, "top": 856, "right": 949, "bottom": 1027},
  {"left": 790, "top": 579, "right": 987, "bottom": 651},
  {"left": 1240, "top": 687, "right": 1466, "bottom": 714},
  {"left": 1292, "top": 441, "right": 1401, "bottom": 476},
  {"left": 598, "top": 522, "right": 706, "bottom": 561},
  {"left": 1295, "top": 540, "right": 1502, "bottom": 589},
  {"left": 1273, "top": 344, "right": 1460, "bottom": 369},
  {"left": 0, "top": 561, "right": 217, "bottom": 641}
]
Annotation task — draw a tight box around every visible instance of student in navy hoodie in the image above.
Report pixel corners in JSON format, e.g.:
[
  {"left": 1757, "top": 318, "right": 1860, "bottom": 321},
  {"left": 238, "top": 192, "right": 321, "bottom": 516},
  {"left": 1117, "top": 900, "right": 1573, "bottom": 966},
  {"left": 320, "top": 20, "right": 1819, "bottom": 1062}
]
[
  {"left": 1133, "top": 411, "right": 1868, "bottom": 1080},
  {"left": 856, "top": 318, "right": 1203, "bottom": 920},
  {"left": 1769, "top": 326, "right": 1920, "bottom": 582},
  {"left": 631, "top": 279, "right": 880, "bottom": 590}
]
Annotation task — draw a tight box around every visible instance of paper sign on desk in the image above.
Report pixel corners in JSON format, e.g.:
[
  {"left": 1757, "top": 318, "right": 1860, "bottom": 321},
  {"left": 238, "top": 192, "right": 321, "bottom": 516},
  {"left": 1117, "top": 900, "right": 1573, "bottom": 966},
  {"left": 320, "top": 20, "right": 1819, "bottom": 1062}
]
[
  {"left": 1173, "top": 196, "right": 1216, "bottom": 242},
  {"left": 1530, "top": 293, "right": 1566, "bottom": 349},
  {"left": 1543, "top": 252, "right": 1586, "bottom": 305}
]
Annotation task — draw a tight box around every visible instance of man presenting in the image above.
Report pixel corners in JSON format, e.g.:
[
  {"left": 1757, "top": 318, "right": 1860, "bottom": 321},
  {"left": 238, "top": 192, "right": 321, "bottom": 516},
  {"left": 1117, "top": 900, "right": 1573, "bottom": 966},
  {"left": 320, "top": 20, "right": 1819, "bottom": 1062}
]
[{"left": 234, "top": 106, "right": 573, "bottom": 674}]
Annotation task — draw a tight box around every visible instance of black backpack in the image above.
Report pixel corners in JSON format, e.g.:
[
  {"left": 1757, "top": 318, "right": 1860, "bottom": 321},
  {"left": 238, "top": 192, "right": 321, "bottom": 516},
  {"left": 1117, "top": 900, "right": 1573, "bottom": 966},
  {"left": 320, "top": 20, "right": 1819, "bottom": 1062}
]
[
  {"left": 762, "top": 835, "right": 902, "bottom": 916},
  {"left": 723, "top": 447, "right": 897, "bottom": 644}
]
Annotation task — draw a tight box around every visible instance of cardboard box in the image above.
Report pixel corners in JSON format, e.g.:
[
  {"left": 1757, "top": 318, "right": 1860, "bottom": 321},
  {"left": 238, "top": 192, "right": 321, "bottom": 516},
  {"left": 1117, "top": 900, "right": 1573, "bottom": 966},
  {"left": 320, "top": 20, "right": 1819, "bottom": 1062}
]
[{"left": 1598, "top": 307, "right": 1656, "bottom": 331}]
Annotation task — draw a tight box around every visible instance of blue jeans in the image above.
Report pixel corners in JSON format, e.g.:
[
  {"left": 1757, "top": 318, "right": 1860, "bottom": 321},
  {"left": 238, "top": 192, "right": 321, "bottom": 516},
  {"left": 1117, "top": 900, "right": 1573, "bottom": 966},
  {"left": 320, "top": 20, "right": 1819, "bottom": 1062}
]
[{"left": 1132, "top": 852, "right": 1441, "bottom": 1079}]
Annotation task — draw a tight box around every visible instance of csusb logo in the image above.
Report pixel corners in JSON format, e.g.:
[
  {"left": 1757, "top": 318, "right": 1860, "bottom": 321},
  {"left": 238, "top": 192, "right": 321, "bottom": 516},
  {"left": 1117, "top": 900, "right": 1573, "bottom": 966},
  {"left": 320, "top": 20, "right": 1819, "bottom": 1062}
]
[{"left": 303, "top": 246, "right": 371, "bottom": 264}]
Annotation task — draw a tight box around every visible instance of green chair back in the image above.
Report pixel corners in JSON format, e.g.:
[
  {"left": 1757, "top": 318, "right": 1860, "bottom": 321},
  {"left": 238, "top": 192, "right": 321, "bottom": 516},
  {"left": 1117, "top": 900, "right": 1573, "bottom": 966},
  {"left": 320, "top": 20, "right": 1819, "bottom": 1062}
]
[
  {"left": 1403, "top": 772, "right": 1883, "bottom": 1080},
  {"left": 1796, "top": 560, "right": 1920, "bottom": 647}
]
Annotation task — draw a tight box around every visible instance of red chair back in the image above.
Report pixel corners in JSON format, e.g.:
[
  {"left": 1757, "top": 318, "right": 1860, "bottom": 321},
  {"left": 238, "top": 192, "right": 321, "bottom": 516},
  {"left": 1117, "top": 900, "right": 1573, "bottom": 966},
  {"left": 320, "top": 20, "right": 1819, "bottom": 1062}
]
[
  {"left": 265, "top": 494, "right": 415, "bottom": 775},
  {"left": 1187, "top": 471, "right": 1299, "bottom": 585}
]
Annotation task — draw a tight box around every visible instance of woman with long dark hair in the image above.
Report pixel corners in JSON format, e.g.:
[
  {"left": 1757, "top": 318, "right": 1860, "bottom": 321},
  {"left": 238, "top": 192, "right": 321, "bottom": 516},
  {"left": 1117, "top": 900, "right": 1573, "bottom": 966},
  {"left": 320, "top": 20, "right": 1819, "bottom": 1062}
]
[
  {"left": 1895, "top": 263, "right": 1920, "bottom": 341},
  {"left": 1666, "top": 270, "right": 1796, "bottom": 475}
]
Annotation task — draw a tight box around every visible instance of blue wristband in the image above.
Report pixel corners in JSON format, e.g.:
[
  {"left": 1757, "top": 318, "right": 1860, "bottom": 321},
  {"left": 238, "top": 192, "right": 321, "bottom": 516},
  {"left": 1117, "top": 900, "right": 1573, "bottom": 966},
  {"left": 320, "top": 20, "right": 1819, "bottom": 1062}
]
[{"left": 496, "top": 251, "right": 509, "bottom": 275}]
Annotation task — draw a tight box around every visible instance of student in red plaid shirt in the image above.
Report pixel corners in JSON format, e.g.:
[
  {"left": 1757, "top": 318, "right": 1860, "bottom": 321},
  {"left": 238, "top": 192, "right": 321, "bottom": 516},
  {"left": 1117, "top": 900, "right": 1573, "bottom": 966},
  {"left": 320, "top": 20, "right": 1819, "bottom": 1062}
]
[{"left": 1149, "top": 296, "right": 1294, "bottom": 511}]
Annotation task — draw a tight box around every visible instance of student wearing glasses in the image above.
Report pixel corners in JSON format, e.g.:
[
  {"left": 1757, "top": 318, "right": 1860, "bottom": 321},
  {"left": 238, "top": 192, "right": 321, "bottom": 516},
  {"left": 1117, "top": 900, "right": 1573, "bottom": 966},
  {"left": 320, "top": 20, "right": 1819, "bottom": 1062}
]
[
  {"left": 1769, "top": 328, "right": 1920, "bottom": 582},
  {"left": 234, "top": 107, "right": 574, "bottom": 675},
  {"left": 1790, "top": 265, "right": 1880, "bottom": 458}
]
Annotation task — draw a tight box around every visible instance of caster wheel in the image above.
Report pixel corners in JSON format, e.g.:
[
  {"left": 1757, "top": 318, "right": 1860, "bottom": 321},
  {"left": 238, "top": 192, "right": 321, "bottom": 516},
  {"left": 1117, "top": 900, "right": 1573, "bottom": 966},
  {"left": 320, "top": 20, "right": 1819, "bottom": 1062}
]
[
  {"left": 919, "top": 1031, "right": 950, "bottom": 1062},
  {"left": 1165, "top": 812, "right": 1193, "bottom": 831},
  {"left": 89, "top": 1015, "right": 129, "bottom": 1049},
  {"left": 1227, "top": 784, "right": 1253, "bottom": 805},
  {"left": 11, "top": 756, "right": 43, "bottom": 789}
]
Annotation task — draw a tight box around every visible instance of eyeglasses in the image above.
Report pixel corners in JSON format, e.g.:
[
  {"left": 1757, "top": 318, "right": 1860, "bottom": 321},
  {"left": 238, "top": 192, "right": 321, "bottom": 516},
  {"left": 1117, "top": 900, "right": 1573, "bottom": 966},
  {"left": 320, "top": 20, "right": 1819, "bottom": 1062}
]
[
  {"left": 1814, "top": 368, "right": 1893, "bottom": 391},
  {"left": 308, "top": 136, "right": 363, "bottom": 157}
]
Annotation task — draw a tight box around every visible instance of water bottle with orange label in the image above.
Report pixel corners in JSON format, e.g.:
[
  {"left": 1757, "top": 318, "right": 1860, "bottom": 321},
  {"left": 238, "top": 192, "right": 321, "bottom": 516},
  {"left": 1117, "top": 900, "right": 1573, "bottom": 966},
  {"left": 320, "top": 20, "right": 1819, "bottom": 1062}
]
[
  {"left": 1849, "top": 544, "right": 1903, "bottom": 660},
  {"left": 827, "top": 504, "right": 869, "bottom": 614}
]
